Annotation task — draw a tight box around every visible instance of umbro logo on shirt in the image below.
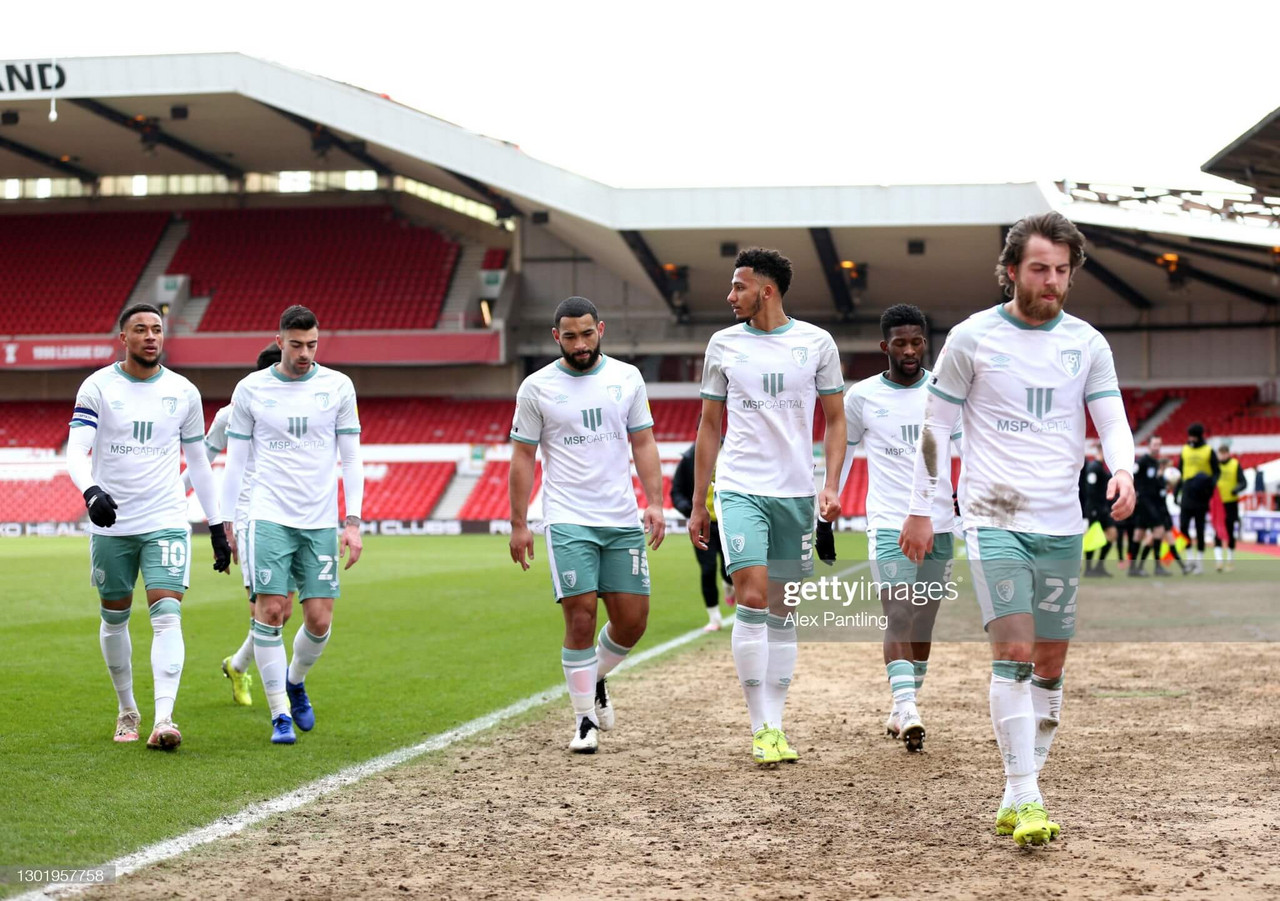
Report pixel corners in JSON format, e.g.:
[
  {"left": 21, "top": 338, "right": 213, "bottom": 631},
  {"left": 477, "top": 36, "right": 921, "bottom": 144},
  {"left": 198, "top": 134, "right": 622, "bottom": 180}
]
[{"left": 874, "top": 408, "right": 890, "bottom": 418}]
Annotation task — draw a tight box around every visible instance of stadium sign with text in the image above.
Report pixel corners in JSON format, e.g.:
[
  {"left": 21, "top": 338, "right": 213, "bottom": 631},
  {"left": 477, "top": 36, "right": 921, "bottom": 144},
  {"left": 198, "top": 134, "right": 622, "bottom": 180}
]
[
  {"left": 0, "top": 61, "right": 66, "bottom": 93},
  {"left": 1, "top": 338, "right": 118, "bottom": 369}
]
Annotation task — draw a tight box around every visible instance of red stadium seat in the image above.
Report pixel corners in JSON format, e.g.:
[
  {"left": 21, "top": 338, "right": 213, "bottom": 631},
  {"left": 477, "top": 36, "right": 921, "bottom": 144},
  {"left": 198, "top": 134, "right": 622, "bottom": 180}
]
[
  {"left": 168, "top": 207, "right": 461, "bottom": 332},
  {"left": 0, "top": 212, "right": 169, "bottom": 335}
]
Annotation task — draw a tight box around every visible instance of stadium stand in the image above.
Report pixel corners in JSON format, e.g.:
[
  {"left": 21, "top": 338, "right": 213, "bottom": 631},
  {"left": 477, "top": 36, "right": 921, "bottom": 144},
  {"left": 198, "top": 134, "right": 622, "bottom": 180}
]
[
  {"left": 0, "top": 402, "right": 72, "bottom": 449},
  {"left": 457, "top": 460, "right": 540, "bottom": 521},
  {"left": 0, "top": 211, "right": 169, "bottom": 335},
  {"left": 168, "top": 207, "right": 460, "bottom": 332},
  {"left": 355, "top": 398, "right": 515, "bottom": 444},
  {"left": 0, "top": 474, "right": 86, "bottom": 522},
  {"left": 481, "top": 248, "right": 509, "bottom": 269},
  {"left": 1149, "top": 385, "right": 1258, "bottom": 442},
  {"left": 339, "top": 461, "right": 456, "bottom": 521}
]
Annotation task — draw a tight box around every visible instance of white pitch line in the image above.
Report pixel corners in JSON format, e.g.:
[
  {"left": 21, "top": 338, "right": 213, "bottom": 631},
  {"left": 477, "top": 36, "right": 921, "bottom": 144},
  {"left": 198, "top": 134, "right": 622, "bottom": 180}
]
[
  {"left": 16, "top": 620, "right": 720, "bottom": 901},
  {"left": 21, "top": 559, "right": 877, "bottom": 900}
]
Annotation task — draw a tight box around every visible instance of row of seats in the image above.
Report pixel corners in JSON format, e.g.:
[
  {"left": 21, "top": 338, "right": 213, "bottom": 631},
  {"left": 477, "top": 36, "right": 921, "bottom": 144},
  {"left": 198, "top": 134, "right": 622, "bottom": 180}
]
[
  {"left": 457, "top": 459, "right": 540, "bottom": 521},
  {"left": 170, "top": 207, "right": 460, "bottom": 332},
  {"left": 337, "top": 461, "right": 455, "bottom": 520},
  {"left": 0, "top": 212, "right": 169, "bottom": 335}
]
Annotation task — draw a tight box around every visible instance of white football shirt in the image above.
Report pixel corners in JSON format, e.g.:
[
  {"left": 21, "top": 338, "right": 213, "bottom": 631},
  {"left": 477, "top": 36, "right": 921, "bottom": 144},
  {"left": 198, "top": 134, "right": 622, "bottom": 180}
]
[
  {"left": 204, "top": 403, "right": 257, "bottom": 526},
  {"left": 71, "top": 363, "right": 206, "bottom": 535},
  {"left": 918, "top": 304, "right": 1124, "bottom": 535},
  {"left": 510, "top": 355, "right": 653, "bottom": 528},
  {"left": 700, "top": 318, "right": 843, "bottom": 497},
  {"left": 226, "top": 364, "right": 360, "bottom": 530},
  {"left": 846, "top": 369, "right": 960, "bottom": 533}
]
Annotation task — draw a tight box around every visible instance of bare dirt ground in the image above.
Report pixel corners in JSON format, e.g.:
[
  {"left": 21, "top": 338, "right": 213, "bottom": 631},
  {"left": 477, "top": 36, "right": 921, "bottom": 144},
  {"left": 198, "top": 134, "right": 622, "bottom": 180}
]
[{"left": 90, "top": 635, "right": 1279, "bottom": 901}]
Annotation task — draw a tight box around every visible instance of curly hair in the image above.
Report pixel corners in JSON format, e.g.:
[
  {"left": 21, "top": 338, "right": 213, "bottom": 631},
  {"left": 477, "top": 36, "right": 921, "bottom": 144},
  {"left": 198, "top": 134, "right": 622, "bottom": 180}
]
[
  {"left": 995, "top": 212, "right": 1087, "bottom": 298},
  {"left": 879, "top": 303, "right": 927, "bottom": 340},
  {"left": 734, "top": 247, "right": 792, "bottom": 297}
]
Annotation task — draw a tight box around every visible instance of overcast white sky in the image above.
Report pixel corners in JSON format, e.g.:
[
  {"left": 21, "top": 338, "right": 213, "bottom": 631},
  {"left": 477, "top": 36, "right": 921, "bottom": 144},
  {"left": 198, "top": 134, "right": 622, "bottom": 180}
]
[{"left": 2, "top": 0, "right": 1277, "bottom": 191}]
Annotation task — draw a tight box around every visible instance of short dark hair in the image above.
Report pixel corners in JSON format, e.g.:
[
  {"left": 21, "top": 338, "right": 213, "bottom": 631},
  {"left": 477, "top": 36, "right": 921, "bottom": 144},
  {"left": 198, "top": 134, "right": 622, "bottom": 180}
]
[
  {"left": 553, "top": 296, "right": 599, "bottom": 328},
  {"left": 1188, "top": 422, "right": 1205, "bottom": 439},
  {"left": 119, "top": 303, "right": 163, "bottom": 331},
  {"left": 995, "top": 212, "right": 1087, "bottom": 298},
  {"left": 880, "top": 303, "right": 927, "bottom": 340},
  {"left": 255, "top": 344, "right": 281, "bottom": 371},
  {"left": 279, "top": 305, "right": 318, "bottom": 332},
  {"left": 734, "top": 248, "right": 792, "bottom": 297}
]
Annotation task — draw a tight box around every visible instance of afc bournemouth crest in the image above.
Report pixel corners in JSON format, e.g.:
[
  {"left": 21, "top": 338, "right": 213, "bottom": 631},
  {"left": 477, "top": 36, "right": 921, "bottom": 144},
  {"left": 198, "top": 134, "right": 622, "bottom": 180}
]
[
  {"left": 792, "top": 347, "right": 809, "bottom": 366},
  {"left": 562, "top": 570, "right": 577, "bottom": 589},
  {"left": 314, "top": 391, "right": 332, "bottom": 410},
  {"left": 161, "top": 396, "right": 178, "bottom": 416},
  {"left": 1060, "top": 349, "right": 1082, "bottom": 377},
  {"left": 730, "top": 534, "right": 746, "bottom": 555},
  {"left": 996, "top": 579, "right": 1015, "bottom": 603},
  {"left": 607, "top": 384, "right": 622, "bottom": 403}
]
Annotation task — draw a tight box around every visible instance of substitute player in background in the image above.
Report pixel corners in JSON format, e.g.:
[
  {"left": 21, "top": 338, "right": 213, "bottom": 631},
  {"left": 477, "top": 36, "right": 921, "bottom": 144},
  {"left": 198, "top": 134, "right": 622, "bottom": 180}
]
[
  {"left": 839, "top": 303, "right": 959, "bottom": 752},
  {"left": 901, "top": 213, "right": 1135, "bottom": 846},
  {"left": 1177, "top": 423, "right": 1219, "bottom": 575},
  {"left": 508, "top": 296, "right": 665, "bottom": 754},
  {"left": 1212, "top": 438, "right": 1246, "bottom": 572},
  {"left": 689, "top": 248, "right": 845, "bottom": 765},
  {"left": 221, "top": 305, "right": 364, "bottom": 745},
  {"left": 67, "top": 303, "right": 231, "bottom": 750},
  {"left": 182, "top": 344, "right": 296, "bottom": 706}
]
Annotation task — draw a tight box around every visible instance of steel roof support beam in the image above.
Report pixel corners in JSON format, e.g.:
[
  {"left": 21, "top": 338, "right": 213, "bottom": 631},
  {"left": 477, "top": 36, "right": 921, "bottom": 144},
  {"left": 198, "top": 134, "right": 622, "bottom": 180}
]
[
  {"left": 264, "top": 104, "right": 393, "bottom": 176},
  {"left": 1081, "top": 256, "right": 1152, "bottom": 309},
  {"left": 808, "top": 227, "right": 855, "bottom": 319},
  {"left": 68, "top": 98, "right": 243, "bottom": 180},
  {"left": 618, "top": 230, "right": 680, "bottom": 318},
  {"left": 1082, "top": 228, "right": 1278, "bottom": 307},
  {"left": 0, "top": 133, "right": 97, "bottom": 182}
]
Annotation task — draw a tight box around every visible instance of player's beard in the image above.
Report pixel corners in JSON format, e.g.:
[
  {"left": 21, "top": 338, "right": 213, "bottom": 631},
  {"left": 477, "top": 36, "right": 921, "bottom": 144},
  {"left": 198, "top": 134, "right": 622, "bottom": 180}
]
[
  {"left": 561, "top": 341, "right": 601, "bottom": 372},
  {"left": 1013, "top": 280, "right": 1066, "bottom": 323},
  {"left": 127, "top": 348, "right": 160, "bottom": 370},
  {"left": 734, "top": 288, "right": 763, "bottom": 323}
]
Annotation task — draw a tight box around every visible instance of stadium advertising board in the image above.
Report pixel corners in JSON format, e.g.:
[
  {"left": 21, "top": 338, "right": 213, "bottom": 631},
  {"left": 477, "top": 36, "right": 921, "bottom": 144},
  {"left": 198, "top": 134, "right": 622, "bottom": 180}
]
[{"left": 1, "top": 338, "right": 118, "bottom": 369}]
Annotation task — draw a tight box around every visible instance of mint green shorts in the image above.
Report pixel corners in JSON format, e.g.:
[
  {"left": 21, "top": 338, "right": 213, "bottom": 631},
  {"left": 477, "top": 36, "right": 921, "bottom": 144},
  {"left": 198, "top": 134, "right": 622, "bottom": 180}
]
[
  {"left": 544, "top": 524, "right": 650, "bottom": 601},
  {"left": 247, "top": 520, "right": 340, "bottom": 601},
  {"left": 965, "top": 527, "right": 1084, "bottom": 640},
  {"left": 89, "top": 528, "right": 191, "bottom": 600},
  {"left": 236, "top": 523, "right": 297, "bottom": 598},
  {"left": 868, "top": 528, "right": 955, "bottom": 587},
  {"left": 713, "top": 491, "right": 815, "bottom": 582}
]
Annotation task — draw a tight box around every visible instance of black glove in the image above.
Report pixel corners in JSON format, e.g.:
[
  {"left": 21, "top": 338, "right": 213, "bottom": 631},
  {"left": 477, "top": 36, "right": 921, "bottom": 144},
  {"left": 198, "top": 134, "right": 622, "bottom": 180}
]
[
  {"left": 952, "top": 490, "right": 961, "bottom": 517},
  {"left": 83, "top": 486, "right": 117, "bottom": 528},
  {"left": 209, "top": 523, "right": 231, "bottom": 573},
  {"left": 815, "top": 519, "right": 836, "bottom": 566}
]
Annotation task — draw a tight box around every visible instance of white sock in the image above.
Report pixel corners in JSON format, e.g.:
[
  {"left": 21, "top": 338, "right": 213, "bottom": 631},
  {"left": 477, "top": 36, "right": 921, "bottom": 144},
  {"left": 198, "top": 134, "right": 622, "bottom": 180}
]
[
  {"left": 287, "top": 626, "right": 330, "bottom": 685},
  {"left": 595, "top": 623, "right": 632, "bottom": 678},
  {"left": 990, "top": 662, "right": 1040, "bottom": 808},
  {"left": 252, "top": 619, "right": 289, "bottom": 718},
  {"left": 913, "top": 659, "right": 928, "bottom": 697},
  {"left": 230, "top": 619, "right": 254, "bottom": 673},
  {"left": 707, "top": 606, "right": 721, "bottom": 625},
  {"left": 99, "top": 607, "right": 136, "bottom": 713},
  {"left": 731, "top": 607, "right": 770, "bottom": 733},
  {"left": 886, "top": 659, "right": 916, "bottom": 711},
  {"left": 1227, "top": 548, "right": 1234, "bottom": 562},
  {"left": 1214, "top": 546, "right": 1223, "bottom": 563},
  {"left": 148, "top": 600, "right": 184, "bottom": 724},
  {"left": 1031, "top": 673, "right": 1064, "bottom": 773},
  {"left": 764, "top": 614, "right": 797, "bottom": 732},
  {"left": 561, "top": 647, "right": 599, "bottom": 727}
]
